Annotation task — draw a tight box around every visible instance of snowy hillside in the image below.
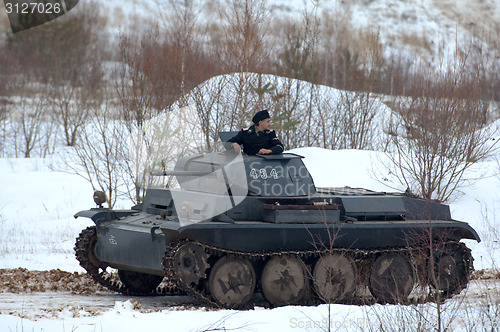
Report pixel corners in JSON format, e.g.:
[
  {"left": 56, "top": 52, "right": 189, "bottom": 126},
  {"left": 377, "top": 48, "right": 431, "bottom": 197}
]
[
  {"left": 2, "top": 0, "right": 495, "bottom": 65},
  {"left": 1, "top": 0, "right": 498, "bottom": 76},
  {"left": 84, "top": 0, "right": 500, "bottom": 66}
]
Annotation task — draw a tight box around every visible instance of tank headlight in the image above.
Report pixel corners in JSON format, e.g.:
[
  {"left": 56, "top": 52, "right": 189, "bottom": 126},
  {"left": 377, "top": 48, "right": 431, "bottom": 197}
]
[{"left": 93, "top": 191, "right": 107, "bottom": 207}]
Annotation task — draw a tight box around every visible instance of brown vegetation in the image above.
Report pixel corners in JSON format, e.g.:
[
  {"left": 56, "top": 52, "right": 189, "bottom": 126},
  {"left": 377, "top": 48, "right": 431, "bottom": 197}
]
[{"left": 0, "top": 268, "right": 107, "bottom": 294}]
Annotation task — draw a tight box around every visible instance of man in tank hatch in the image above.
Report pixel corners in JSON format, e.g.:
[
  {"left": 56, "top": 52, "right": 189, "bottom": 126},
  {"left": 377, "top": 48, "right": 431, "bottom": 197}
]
[{"left": 226, "top": 109, "right": 284, "bottom": 155}]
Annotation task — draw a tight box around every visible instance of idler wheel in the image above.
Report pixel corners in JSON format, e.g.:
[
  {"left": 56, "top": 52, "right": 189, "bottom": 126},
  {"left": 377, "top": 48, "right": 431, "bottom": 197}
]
[
  {"left": 261, "top": 255, "right": 309, "bottom": 306},
  {"left": 312, "top": 253, "right": 357, "bottom": 302},
  {"left": 173, "top": 242, "right": 210, "bottom": 286},
  {"left": 369, "top": 253, "right": 414, "bottom": 303},
  {"left": 428, "top": 243, "right": 469, "bottom": 296},
  {"left": 118, "top": 270, "right": 163, "bottom": 294},
  {"left": 209, "top": 256, "right": 256, "bottom": 307},
  {"left": 75, "top": 226, "right": 107, "bottom": 272}
]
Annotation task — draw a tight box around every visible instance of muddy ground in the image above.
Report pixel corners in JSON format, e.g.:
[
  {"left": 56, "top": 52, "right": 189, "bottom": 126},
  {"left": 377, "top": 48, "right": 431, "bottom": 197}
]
[
  {"left": 0, "top": 268, "right": 197, "bottom": 319},
  {"left": 1, "top": 268, "right": 499, "bottom": 320}
]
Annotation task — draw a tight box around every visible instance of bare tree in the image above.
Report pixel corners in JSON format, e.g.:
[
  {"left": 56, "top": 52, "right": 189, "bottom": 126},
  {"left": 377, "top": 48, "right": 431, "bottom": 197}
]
[
  {"left": 50, "top": 80, "right": 103, "bottom": 147},
  {"left": 0, "top": 99, "right": 7, "bottom": 157},
  {"left": 338, "top": 90, "right": 378, "bottom": 150},
  {"left": 206, "top": 0, "right": 271, "bottom": 128},
  {"left": 159, "top": 0, "right": 200, "bottom": 100},
  {"left": 9, "top": 80, "right": 50, "bottom": 158},
  {"left": 115, "top": 17, "right": 220, "bottom": 202},
  {"left": 0, "top": 48, "right": 15, "bottom": 157},
  {"left": 188, "top": 75, "right": 232, "bottom": 152},
  {"left": 384, "top": 67, "right": 498, "bottom": 202},
  {"left": 116, "top": 27, "right": 178, "bottom": 203},
  {"left": 217, "top": 0, "right": 269, "bottom": 74},
  {"left": 67, "top": 98, "right": 126, "bottom": 209}
]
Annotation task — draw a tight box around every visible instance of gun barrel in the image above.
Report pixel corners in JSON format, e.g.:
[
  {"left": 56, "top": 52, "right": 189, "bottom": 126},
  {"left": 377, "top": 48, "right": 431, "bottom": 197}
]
[{"left": 151, "top": 170, "right": 214, "bottom": 177}]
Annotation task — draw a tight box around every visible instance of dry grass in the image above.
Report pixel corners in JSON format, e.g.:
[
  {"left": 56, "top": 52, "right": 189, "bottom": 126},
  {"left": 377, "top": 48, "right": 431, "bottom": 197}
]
[
  {"left": 472, "top": 269, "right": 500, "bottom": 280},
  {"left": 401, "top": 31, "right": 433, "bottom": 53}
]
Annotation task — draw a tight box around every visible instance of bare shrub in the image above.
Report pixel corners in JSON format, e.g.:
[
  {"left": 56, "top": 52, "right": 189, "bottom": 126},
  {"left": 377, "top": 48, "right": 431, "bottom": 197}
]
[
  {"left": 362, "top": 295, "right": 477, "bottom": 332},
  {"left": 384, "top": 66, "right": 499, "bottom": 202},
  {"left": 0, "top": 49, "right": 15, "bottom": 157},
  {"left": 336, "top": 90, "right": 378, "bottom": 150},
  {"left": 184, "top": 72, "right": 263, "bottom": 150},
  {"left": 125, "top": 105, "right": 208, "bottom": 202},
  {"left": 66, "top": 98, "right": 125, "bottom": 209},
  {"left": 183, "top": 71, "right": 387, "bottom": 151},
  {"left": 216, "top": 0, "right": 270, "bottom": 74},
  {"left": 0, "top": 71, "right": 58, "bottom": 158},
  {"left": 115, "top": 23, "right": 214, "bottom": 202},
  {"left": 188, "top": 74, "right": 232, "bottom": 152},
  {"left": 9, "top": 81, "right": 50, "bottom": 158},
  {"left": 459, "top": 276, "right": 500, "bottom": 331},
  {"left": 50, "top": 71, "right": 104, "bottom": 148},
  {"left": 185, "top": 73, "right": 311, "bottom": 150}
]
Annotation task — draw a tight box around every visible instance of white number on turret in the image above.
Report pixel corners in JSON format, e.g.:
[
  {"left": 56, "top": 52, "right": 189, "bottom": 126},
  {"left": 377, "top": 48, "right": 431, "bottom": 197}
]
[{"left": 249, "top": 168, "right": 279, "bottom": 180}]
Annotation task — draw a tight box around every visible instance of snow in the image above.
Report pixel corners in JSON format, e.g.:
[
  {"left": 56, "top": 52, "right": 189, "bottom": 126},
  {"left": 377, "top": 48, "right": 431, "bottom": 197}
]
[
  {"left": 0, "top": 301, "right": 371, "bottom": 332},
  {"left": 0, "top": 158, "right": 92, "bottom": 271},
  {"left": 291, "top": 147, "right": 405, "bottom": 191}
]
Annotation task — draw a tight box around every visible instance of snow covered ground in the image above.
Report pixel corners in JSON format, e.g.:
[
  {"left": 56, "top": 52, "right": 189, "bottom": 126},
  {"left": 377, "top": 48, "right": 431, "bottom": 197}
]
[{"left": 1, "top": 145, "right": 499, "bottom": 331}]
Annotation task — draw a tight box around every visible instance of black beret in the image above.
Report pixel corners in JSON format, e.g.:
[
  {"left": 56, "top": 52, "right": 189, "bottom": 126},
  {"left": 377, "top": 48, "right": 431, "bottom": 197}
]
[{"left": 252, "top": 109, "right": 270, "bottom": 124}]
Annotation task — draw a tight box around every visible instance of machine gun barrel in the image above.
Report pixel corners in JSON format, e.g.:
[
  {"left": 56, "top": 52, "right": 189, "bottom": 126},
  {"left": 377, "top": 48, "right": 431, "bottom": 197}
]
[{"left": 150, "top": 170, "right": 215, "bottom": 177}]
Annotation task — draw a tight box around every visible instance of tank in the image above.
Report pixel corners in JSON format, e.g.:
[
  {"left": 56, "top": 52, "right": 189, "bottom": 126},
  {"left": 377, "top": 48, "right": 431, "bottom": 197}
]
[{"left": 74, "top": 136, "right": 480, "bottom": 308}]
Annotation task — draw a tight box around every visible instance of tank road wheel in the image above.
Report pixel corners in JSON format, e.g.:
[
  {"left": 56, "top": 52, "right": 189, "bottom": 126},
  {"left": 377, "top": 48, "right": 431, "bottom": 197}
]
[
  {"left": 173, "top": 242, "right": 210, "bottom": 286},
  {"left": 428, "top": 243, "right": 471, "bottom": 297},
  {"left": 369, "top": 253, "right": 414, "bottom": 304},
  {"left": 118, "top": 270, "right": 163, "bottom": 294},
  {"left": 209, "top": 256, "right": 256, "bottom": 308},
  {"left": 312, "top": 253, "right": 357, "bottom": 303},
  {"left": 261, "top": 255, "right": 309, "bottom": 306}
]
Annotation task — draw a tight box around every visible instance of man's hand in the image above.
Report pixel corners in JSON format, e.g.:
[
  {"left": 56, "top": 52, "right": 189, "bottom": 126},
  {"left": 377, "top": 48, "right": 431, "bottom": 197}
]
[
  {"left": 232, "top": 143, "right": 242, "bottom": 154},
  {"left": 258, "top": 148, "right": 272, "bottom": 155}
]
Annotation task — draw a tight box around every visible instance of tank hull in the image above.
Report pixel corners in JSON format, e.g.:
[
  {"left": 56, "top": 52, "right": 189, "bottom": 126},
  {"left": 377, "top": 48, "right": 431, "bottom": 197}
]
[{"left": 88, "top": 210, "right": 478, "bottom": 277}]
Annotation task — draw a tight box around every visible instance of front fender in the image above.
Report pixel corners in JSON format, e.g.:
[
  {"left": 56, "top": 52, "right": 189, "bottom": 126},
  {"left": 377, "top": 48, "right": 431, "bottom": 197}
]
[
  {"left": 453, "top": 220, "right": 481, "bottom": 242},
  {"left": 74, "top": 208, "right": 137, "bottom": 225}
]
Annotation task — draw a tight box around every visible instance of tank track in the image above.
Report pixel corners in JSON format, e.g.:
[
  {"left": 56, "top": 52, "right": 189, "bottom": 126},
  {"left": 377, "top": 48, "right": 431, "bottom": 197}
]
[
  {"left": 75, "top": 226, "right": 473, "bottom": 307},
  {"left": 163, "top": 239, "right": 473, "bottom": 309},
  {"left": 75, "top": 226, "right": 182, "bottom": 296}
]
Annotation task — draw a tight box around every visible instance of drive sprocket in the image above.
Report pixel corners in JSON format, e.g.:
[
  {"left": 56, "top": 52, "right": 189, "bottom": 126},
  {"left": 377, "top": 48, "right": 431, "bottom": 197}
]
[{"left": 172, "top": 242, "right": 210, "bottom": 286}]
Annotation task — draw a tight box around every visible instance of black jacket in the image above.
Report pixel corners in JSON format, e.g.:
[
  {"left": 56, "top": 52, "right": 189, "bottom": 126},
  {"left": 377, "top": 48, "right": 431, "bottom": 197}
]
[{"left": 226, "top": 125, "right": 284, "bottom": 155}]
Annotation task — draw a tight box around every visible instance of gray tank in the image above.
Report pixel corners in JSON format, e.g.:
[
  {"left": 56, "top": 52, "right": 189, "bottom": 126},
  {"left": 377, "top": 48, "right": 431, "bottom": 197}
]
[{"left": 74, "top": 140, "right": 480, "bottom": 308}]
